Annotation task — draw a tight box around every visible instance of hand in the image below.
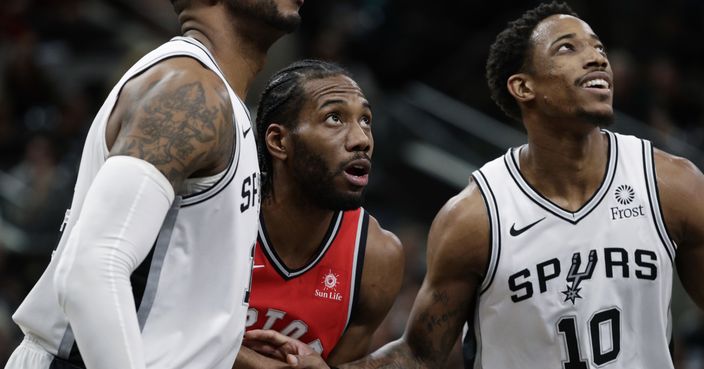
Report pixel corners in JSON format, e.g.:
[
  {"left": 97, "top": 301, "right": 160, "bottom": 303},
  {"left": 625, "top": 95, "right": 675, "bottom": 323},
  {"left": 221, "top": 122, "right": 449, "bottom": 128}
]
[
  {"left": 286, "top": 353, "right": 330, "bottom": 369},
  {"left": 243, "top": 330, "right": 316, "bottom": 362}
]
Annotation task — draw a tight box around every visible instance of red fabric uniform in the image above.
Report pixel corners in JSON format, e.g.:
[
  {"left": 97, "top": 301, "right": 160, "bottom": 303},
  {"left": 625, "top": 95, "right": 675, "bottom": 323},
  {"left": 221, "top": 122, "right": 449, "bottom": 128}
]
[{"left": 246, "top": 208, "right": 369, "bottom": 358}]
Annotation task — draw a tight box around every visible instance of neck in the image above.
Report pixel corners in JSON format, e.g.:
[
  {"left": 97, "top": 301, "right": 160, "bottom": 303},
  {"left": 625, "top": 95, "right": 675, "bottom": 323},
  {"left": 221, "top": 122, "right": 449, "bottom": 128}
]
[
  {"left": 520, "top": 114, "right": 609, "bottom": 211},
  {"left": 178, "top": 4, "right": 284, "bottom": 99},
  {"left": 261, "top": 182, "right": 337, "bottom": 269}
]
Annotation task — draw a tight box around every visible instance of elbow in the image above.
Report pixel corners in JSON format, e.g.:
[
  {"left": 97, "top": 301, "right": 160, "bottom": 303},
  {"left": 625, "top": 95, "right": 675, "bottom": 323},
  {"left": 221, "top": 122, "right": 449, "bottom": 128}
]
[
  {"left": 54, "top": 249, "right": 99, "bottom": 311},
  {"left": 54, "top": 241, "right": 133, "bottom": 312}
]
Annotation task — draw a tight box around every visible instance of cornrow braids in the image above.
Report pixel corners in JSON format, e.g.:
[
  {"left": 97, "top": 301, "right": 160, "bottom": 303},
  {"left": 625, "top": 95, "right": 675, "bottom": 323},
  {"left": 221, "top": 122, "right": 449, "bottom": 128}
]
[
  {"left": 255, "top": 59, "right": 351, "bottom": 198},
  {"left": 486, "top": 1, "right": 578, "bottom": 121}
]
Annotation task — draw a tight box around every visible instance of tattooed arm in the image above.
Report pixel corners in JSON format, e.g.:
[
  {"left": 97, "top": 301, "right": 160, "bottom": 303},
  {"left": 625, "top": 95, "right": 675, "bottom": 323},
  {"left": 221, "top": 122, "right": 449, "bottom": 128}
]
[
  {"left": 107, "top": 56, "right": 234, "bottom": 187},
  {"left": 53, "top": 57, "right": 236, "bottom": 369},
  {"left": 282, "top": 180, "right": 490, "bottom": 369}
]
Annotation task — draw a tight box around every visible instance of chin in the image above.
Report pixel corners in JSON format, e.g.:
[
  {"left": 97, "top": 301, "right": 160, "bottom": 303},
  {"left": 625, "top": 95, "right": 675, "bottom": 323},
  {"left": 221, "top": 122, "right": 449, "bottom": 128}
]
[
  {"left": 333, "top": 192, "right": 364, "bottom": 211},
  {"left": 576, "top": 108, "right": 614, "bottom": 127}
]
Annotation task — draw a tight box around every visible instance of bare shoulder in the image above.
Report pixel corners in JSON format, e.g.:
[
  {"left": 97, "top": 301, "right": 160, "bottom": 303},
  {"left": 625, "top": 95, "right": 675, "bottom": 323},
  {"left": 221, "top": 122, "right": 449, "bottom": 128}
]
[
  {"left": 426, "top": 178, "right": 490, "bottom": 279},
  {"left": 365, "top": 215, "right": 404, "bottom": 269},
  {"left": 652, "top": 148, "right": 704, "bottom": 244},
  {"left": 358, "top": 214, "right": 404, "bottom": 301},
  {"left": 108, "top": 56, "right": 235, "bottom": 186}
]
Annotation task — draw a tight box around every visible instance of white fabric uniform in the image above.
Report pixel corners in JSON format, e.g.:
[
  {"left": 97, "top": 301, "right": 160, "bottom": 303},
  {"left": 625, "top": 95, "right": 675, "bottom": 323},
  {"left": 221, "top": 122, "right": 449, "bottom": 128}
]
[
  {"left": 9, "top": 36, "right": 260, "bottom": 369},
  {"left": 465, "top": 130, "right": 675, "bottom": 369}
]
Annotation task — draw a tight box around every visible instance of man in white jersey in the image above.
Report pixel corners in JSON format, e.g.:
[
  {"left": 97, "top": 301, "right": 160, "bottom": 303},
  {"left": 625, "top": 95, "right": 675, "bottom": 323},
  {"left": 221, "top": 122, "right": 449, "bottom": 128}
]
[
  {"left": 4, "top": 1, "right": 303, "bottom": 368},
  {"left": 244, "top": 2, "right": 704, "bottom": 369}
]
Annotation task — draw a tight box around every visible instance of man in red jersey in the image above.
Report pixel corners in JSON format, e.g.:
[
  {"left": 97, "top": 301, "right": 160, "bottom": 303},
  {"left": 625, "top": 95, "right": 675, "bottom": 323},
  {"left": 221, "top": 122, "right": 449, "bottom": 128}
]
[
  {"left": 233, "top": 59, "right": 405, "bottom": 369},
  {"left": 243, "top": 2, "right": 704, "bottom": 369}
]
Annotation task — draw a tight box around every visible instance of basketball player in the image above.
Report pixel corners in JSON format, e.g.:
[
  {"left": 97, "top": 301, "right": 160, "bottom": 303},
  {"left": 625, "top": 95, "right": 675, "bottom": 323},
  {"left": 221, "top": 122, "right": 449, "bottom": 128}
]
[
  {"left": 245, "top": 2, "right": 704, "bottom": 368},
  {"left": 4, "top": 1, "right": 303, "bottom": 368},
  {"left": 234, "top": 60, "right": 405, "bottom": 368}
]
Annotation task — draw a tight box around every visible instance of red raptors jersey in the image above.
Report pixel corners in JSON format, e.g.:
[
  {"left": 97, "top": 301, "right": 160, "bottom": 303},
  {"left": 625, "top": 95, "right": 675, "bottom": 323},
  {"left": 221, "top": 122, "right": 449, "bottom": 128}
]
[{"left": 246, "top": 208, "right": 369, "bottom": 358}]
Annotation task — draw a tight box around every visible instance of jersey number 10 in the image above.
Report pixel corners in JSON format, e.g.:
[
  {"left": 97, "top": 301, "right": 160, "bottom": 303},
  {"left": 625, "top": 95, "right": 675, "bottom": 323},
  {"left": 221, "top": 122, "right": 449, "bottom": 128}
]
[{"left": 557, "top": 307, "right": 620, "bottom": 368}]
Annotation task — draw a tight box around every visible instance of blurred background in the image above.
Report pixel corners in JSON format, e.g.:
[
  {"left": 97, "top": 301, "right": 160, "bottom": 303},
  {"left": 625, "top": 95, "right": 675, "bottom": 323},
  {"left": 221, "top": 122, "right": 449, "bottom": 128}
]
[{"left": 1, "top": 0, "right": 703, "bottom": 367}]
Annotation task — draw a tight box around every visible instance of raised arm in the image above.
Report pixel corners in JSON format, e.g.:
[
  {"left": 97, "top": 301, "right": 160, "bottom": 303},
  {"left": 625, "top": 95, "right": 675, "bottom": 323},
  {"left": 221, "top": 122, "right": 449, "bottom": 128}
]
[
  {"left": 335, "top": 180, "right": 490, "bottom": 369},
  {"left": 654, "top": 149, "right": 704, "bottom": 308},
  {"left": 53, "top": 57, "right": 234, "bottom": 369},
  {"left": 326, "top": 216, "right": 405, "bottom": 365}
]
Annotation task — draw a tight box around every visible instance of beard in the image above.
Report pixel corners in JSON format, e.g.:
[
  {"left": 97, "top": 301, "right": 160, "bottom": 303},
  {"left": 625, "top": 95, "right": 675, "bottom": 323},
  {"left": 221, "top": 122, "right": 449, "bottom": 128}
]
[
  {"left": 290, "top": 136, "right": 365, "bottom": 211},
  {"left": 226, "top": 0, "right": 301, "bottom": 33},
  {"left": 575, "top": 108, "right": 615, "bottom": 127}
]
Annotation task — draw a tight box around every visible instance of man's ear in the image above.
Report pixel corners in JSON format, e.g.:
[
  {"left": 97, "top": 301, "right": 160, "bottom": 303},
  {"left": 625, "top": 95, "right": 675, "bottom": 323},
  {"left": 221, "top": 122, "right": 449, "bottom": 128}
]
[
  {"left": 266, "top": 124, "right": 289, "bottom": 161},
  {"left": 507, "top": 73, "right": 535, "bottom": 103}
]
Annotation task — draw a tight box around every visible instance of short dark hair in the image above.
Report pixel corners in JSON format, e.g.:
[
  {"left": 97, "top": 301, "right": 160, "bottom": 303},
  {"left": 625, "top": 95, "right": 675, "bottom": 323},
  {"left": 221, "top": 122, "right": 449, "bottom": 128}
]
[
  {"left": 486, "top": 1, "right": 578, "bottom": 121},
  {"left": 255, "top": 59, "right": 352, "bottom": 198}
]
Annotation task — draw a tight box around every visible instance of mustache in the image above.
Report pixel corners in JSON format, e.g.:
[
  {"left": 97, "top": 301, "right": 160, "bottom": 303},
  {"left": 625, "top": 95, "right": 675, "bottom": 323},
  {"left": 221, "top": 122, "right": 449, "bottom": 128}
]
[{"left": 336, "top": 153, "right": 372, "bottom": 173}]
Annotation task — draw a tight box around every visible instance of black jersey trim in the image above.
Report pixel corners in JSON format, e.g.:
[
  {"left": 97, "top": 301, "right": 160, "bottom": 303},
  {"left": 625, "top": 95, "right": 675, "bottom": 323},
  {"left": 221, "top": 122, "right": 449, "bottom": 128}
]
[
  {"left": 462, "top": 320, "right": 478, "bottom": 369},
  {"left": 135, "top": 197, "right": 181, "bottom": 328},
  {"left": 259, "top": 211, "right": 344, "bottom": 280},
  {"left": 131, "top": 243, "right": 156, "bottom": 316},
  {"left": 50, "top": 356, "right": 86, "bottom": 369},
  {"left": 504, "top": 130, "right": 618, "bottom": 225},
  {"left": 642, "top": 140, "right": 675, "bottom": 263},
  {"left": 344, "top": 209, "right": 369, "bottom": 333},
  {"left": 473, "top": 171, "right": 501, "bottom": 294}
]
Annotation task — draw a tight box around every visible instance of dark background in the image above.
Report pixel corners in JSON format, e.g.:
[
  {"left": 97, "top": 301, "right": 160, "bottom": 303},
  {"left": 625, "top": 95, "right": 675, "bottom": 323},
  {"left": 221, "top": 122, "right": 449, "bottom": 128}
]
[{"left": 1, "top": 0, "right": 703, "bottom": 367}]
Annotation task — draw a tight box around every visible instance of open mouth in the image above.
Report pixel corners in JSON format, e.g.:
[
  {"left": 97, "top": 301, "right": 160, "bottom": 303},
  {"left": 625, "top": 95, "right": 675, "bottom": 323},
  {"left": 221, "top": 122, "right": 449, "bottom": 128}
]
[
  {"left": 345, "top": 164, "right": 369, "bottom": 177},
  {"left": 343, "top": 159, "right": 371, "bottom": 187},
  {"left": 581, "top": 78, "right": 610, "bottom": 90}
]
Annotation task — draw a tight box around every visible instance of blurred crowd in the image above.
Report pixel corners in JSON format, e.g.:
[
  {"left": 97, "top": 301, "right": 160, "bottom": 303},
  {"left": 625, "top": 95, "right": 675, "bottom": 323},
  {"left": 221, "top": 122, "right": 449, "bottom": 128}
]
[{"left": 1, "top": 0, "right": 704, "bottom": 367}]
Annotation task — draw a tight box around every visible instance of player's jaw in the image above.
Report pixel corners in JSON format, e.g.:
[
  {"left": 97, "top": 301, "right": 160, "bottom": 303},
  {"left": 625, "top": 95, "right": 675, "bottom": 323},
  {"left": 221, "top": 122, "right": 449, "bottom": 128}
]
[
  {"left": 227, "top": 0, "right": 301, "bottom": 33},
  {"left": 291, "top": 139, "right": 368, "bottom": 211},
  {"left": 571, "top": 69, "right": 614, "bottom": 126}
]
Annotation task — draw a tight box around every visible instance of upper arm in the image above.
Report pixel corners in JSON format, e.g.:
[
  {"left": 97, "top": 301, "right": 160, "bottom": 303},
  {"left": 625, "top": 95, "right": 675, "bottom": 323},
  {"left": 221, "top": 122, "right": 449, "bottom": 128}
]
[
  {"left": 654, "top": 149, "right": 704, "bottom": 308},
  {"left": 328, "top": 217, "right": 405, "bottom": 365},
  {"left": 107, "top": 57, "right": 235, "bottom": 189},
  {"left": 402, "top": 181, "right": 490, "bottom": 367}
]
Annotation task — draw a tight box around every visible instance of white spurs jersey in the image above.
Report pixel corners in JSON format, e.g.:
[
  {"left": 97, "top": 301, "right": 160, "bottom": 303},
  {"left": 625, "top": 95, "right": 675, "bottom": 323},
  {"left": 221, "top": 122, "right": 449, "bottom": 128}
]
[
  {"left": 12, "top": 37, "right": 260, "bottom": 368},
  {"left": 464, "top": 130, "right": 675, "bottom": 369}
]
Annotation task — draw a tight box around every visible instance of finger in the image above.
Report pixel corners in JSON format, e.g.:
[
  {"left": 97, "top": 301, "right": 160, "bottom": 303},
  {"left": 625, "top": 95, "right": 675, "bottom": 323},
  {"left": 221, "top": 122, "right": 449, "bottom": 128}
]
[
  {"left": 281, "top": 341, "right": 314, "bottom": 356},
  {"left": 287, "top": 354, "right": 330, "bottom": 369},
  {"left": 249, "top": 343, "right": 279, "bottom": 356},
  {"left": 245, "top": 329, "right": 291, "bottom": 346},
  {"left": 286, "top": 353, "right": 299, "bottom": 366}
]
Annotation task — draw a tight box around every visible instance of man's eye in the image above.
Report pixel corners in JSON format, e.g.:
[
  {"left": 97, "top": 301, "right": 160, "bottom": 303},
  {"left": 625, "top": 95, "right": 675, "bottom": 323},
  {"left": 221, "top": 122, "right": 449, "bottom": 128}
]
[
  {"left": 326, "top": 114, "right": 341, "bottom": 124},
  {"left": 558, "top": 43, "right": 574, "bottom": 52}
]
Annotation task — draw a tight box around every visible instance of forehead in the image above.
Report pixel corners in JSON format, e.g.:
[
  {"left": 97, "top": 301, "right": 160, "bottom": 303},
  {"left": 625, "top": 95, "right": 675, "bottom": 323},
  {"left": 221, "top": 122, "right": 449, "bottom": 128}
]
[
  {"left": 531, "top": 14, "right": 598, "bottom": 47},
  {"left": 302, "top": 75, "right": 367, "bottom": 105}
]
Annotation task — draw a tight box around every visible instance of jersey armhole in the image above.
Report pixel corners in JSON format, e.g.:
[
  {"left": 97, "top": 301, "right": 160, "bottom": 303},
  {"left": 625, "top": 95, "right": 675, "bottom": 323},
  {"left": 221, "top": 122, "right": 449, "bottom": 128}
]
[
  {"left": 472, "top": 170, "right": 501, "bottom": 294},
  {"left": 642, "top": 140, "right": 676, "bottom": 263},
  {"left": 343, "top": 209, "right": 369, "bottom": 333}
]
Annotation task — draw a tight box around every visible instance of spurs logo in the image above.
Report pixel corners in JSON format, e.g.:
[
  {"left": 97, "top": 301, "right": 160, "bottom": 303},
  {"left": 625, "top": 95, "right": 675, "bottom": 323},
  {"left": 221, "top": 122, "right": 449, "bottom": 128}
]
[{"left": 562, "top": 250, "right": 598, "bottom": 304}]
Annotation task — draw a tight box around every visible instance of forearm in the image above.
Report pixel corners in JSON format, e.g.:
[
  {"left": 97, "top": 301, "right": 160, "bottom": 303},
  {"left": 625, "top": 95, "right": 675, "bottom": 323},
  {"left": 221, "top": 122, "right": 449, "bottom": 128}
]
[
  {"left": 54, "top": 157, "right": 174, "bottom": 369},
  {"left": 339, "top": 339, "right": 426, "bottom": 369},
  {"left": 235, "top": 346, "right": 290, "bottom": 369}
]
